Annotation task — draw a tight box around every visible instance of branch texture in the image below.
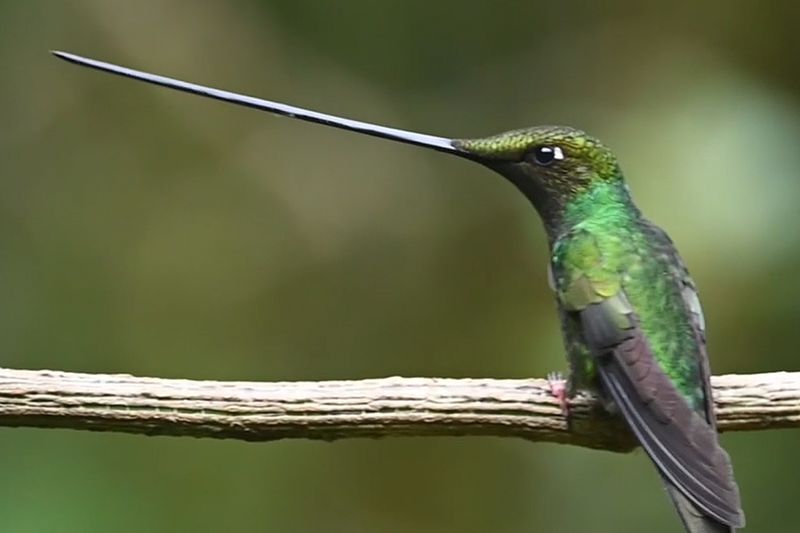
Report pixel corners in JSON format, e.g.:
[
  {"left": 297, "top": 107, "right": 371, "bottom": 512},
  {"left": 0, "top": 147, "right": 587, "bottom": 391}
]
[{"left": 0, "top": 368, "right": 796, "bottom": 451}]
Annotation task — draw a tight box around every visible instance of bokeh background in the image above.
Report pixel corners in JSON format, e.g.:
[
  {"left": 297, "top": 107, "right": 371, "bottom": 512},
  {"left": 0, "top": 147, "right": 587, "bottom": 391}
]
[{"left": 1, "top": 1, "right": 799, "bottom": 531}]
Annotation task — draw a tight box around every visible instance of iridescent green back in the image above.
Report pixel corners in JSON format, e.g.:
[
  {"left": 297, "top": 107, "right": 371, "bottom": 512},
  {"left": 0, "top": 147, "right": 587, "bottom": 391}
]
[{"left": 551, "top": 182, "right": 706, "bottom": 414}]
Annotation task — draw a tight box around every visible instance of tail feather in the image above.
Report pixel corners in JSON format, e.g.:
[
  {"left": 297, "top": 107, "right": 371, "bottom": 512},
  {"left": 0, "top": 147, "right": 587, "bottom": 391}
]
[{"left": 664, "top": 476, "right": 735, "bottom": 533}]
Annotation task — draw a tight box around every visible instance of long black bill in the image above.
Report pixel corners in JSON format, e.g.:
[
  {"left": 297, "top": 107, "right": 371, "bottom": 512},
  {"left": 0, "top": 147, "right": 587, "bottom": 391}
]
[{"left": 52, "top": 51, "right": 466, "bottom": 157}]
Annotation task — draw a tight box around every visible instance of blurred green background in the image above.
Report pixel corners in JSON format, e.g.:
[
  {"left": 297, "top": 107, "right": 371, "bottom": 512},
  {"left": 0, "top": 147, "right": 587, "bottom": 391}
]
[{"left": 1, "top": 1, "right": 799, "bottom": 531}]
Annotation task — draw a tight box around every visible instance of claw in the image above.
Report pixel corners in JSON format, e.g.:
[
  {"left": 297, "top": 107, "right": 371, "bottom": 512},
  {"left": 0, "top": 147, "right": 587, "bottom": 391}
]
[{"left": 547, "top": 371, "right": 570, "bottom": 418}]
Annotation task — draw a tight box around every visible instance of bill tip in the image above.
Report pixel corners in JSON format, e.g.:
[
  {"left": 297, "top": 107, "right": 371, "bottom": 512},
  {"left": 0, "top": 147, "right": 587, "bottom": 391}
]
[{"left": 51, "top": 50, "right": 76, "bottom": 62}]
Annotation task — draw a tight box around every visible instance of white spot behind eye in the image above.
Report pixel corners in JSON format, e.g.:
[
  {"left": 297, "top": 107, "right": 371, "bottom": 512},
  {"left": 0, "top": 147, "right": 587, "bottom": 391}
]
[{"left": 553, "top": 146, "right": 565, "bottom": 160}]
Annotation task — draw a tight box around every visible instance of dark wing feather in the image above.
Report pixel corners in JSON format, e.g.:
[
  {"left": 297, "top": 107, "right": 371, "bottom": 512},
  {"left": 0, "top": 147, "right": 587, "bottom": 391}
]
[
  {"left": 581, "top": 300, "right": 744, "bottom": 527},
  {"left": 663, "top": 474, "right": 735, "bottom": 533}
]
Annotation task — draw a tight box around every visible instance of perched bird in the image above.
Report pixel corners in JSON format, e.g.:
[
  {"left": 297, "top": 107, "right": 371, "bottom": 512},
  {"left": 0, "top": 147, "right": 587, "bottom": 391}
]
[
  {"left": 459, "top": 129, "right": 745, "bottom": 533},
  {"left": 53, "top": 51, "right": 745, "bottom": 532}
]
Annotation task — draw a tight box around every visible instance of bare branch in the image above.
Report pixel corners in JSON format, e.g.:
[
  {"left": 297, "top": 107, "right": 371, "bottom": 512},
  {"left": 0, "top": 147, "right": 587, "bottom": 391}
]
[{"left": 0, "top": 368, "right": 796, "bottom": 451}]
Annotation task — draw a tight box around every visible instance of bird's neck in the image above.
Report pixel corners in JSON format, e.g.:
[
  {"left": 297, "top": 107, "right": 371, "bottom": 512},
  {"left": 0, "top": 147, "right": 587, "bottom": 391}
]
[{"left": 544, "top": 180, "right": 641, "bottom": 246}]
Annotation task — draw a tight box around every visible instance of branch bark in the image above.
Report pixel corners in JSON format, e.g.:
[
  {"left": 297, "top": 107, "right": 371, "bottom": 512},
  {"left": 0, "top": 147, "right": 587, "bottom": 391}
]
[{"left": 0, "top": 368, "right": 796, "bottom": 452}]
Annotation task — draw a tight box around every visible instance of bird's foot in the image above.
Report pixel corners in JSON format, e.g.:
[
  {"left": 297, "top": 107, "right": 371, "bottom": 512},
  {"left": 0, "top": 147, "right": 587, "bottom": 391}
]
[{"left": 546, "top": 371, "right": 570, "bottom": 419}]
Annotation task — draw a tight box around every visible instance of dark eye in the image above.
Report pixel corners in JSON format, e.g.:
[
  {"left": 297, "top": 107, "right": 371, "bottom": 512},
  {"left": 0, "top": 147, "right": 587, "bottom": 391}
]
[{"left": 531, "top": 145, "right": 564, "bottom": 166}]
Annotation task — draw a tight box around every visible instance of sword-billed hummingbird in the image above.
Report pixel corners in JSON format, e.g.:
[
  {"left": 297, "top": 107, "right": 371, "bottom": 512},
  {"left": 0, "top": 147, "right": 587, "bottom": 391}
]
[{"left": 52, "top": 51, "right": 745, "bottom": 532}]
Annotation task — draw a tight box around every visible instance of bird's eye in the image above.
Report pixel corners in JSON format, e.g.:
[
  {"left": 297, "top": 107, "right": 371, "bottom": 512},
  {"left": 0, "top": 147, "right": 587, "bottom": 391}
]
[{"left": 531, "top": 146, "right": 564, "bottom": 166}]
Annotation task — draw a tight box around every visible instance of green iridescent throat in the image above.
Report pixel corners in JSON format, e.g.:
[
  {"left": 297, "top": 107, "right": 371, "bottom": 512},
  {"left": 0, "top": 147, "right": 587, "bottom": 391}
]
[{"left": 561, "top": 180, "right": 638, "bottom": 232}]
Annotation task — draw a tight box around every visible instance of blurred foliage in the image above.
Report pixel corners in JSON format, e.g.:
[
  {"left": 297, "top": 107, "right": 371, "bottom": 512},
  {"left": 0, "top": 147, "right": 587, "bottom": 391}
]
[{"left": 0, "top": 0, "right": 798, "bottom": 531}]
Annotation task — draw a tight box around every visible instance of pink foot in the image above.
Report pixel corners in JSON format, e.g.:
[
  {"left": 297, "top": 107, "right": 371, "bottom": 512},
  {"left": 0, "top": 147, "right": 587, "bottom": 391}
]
[{"left": 547, "top": 372, "right": 570, "bottom": 418}]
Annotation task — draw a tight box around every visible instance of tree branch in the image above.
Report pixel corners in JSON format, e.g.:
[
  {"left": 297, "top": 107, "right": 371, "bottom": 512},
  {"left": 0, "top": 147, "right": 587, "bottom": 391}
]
[{"left": 0, "top": 368, "right": 796, "bottom": 451}]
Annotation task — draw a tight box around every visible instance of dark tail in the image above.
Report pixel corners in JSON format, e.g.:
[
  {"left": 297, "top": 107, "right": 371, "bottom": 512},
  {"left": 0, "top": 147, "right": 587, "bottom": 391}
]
[{"left": 663, "top": 477, "right": 735, "bottom": 533}]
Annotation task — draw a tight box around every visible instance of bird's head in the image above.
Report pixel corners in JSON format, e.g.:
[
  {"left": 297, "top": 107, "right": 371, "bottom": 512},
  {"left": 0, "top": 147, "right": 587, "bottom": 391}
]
[{"left": 454, "top": 126, "right": 624, "bottom": 224}]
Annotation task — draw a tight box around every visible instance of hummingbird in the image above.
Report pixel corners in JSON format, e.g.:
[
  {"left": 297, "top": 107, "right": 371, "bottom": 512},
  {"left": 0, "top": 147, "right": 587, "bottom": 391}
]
[{"left": 53, "top": 50, "right": 745, "bottom": 532}]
